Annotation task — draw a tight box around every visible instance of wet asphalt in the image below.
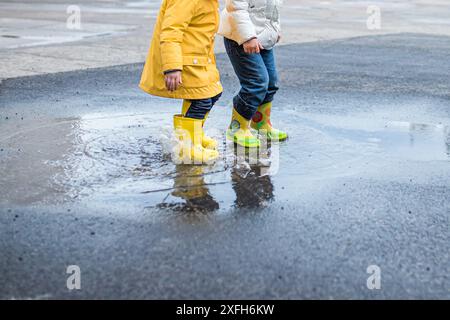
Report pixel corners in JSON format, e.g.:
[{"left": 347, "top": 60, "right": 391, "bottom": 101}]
[{"left": 1, "top": 33, "right": 450, "bottom": 299}]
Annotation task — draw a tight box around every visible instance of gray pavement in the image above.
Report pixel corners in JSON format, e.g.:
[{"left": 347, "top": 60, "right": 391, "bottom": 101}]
[
  {"left": 1, "top": 33, "right": 450, "bottom": 299},
  {"left": 2, "top": 0, "right": 450, "bottom": 79}
]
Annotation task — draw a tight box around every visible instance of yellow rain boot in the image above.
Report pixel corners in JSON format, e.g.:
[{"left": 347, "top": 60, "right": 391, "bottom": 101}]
[
  {"left": 226, "top": 108, "right": 260, "bottom": 148},
  {"left": 173, "top": 115, "right": 219, "bottom": 164},
  {"left": 250, "top": 102, "right": 288, "bottom": 141},
  {"left": 182, "top": 100, "right": 217, "bottom": 150}
]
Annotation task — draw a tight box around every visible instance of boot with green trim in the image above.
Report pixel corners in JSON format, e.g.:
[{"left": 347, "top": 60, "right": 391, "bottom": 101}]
[
  {"left": 182, "top": 100, "right": 217, "bottom": 150},
  {"left": 250, "top": 102, "right": 288, "bottom": 141},
  {"left": 226, "top": 107, "right": 260, "bottom": 148}
]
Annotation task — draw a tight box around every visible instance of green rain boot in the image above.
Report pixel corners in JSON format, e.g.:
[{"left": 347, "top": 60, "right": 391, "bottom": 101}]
[
  {"left": 182, "top": 100, "right": 217, "bottom": 150},
  {"left": 226, "top": 108, "right": 260, "bottom": 148},
  {"left": 250, "top": 102, "right": 288, "bottom": 141}
]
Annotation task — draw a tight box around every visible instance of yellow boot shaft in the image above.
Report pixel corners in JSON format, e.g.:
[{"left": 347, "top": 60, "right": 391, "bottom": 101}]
[
  {"left": 173, "top": 115, "right": 219, "bottom": 164},
  {"left": 227, "top": 108, "right": 260, "bottom": 148},
  {"left": 182, "top": 100, "right": 218, "bottom": 150},
  {"left": 250, "top": 102, "right": 288, "bottom": 141}
]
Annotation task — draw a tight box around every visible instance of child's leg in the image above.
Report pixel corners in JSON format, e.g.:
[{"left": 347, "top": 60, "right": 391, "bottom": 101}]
[
  {"left": 182, "top": 93, "right": 222, "bottom": 150},
  {"left": 259, "top": 49, "right": 279, "bottom": 104},
  {"left": 183, "top": 93, "right": 222, "bottom": 119},
  {"left": 223, "top": 38, "right": 269, "bottom": 120},
  {"left": 250, "top": 49, "right": 287, "bottom": 141}
]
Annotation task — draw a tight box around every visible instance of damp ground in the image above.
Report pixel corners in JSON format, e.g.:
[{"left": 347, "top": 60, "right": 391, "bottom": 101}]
[{"left": 1, "top": 34, "right": 449, "bottom": 299}]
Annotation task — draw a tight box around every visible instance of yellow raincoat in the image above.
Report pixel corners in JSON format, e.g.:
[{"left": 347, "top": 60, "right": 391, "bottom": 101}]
[{"left": 139, "top": 0, "right": 223, "bottom": 100}]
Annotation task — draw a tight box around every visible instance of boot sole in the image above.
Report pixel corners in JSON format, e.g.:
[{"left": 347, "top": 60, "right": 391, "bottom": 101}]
[
  {"left": 226, "top": 132, "right": 260, "bottom": 148},
  {"left": 267, "top": 135, "right": 288, "bottom": 142}
]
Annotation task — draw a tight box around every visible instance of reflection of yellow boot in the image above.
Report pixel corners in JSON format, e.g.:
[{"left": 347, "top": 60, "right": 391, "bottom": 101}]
[
  {"left": 251, "top": 102, "right": 288, "bottom": 141},
  {"left": 172, "top": 166, "right": 208, "bottom": 199},
  {"left": 173, "top": 115, "right": 219, "bottom": 164},
  {"left": 226, "top": 107, "right": 260, "bottom": 148},
  {"left": 171, "top": 165, "right": 219, "bottom": 211},
  {"left": 182, "top": 100, "right": 217, "bottom": 150}
]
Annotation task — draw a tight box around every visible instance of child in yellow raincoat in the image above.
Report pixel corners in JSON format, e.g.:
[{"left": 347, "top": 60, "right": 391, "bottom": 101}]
[{"left": 140, "top": 0, "right": 223, "bottom": 164}]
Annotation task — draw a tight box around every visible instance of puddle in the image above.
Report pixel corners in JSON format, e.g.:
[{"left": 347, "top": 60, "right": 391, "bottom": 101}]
[
  {"left": 383, "top": 121, "right": 450, "bottom": 161},
  {"left": 0, "top": 109, "right": 449, "bottom": 212},
  {"left": 290, "top": 114, "right": 450, "bottom": 162}
]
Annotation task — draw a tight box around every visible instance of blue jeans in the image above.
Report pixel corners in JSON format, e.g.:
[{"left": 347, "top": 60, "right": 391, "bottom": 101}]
[
  {"left": 224, "top": 37, "right": 279, "bottom": 120},
  {"left": 184, "top": 93, "right": 222, "bottom": 119}
]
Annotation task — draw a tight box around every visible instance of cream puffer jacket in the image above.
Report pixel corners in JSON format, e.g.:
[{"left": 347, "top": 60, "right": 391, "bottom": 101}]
[{"left": 218, "top": 0, "right": 282, "bottom": 50}]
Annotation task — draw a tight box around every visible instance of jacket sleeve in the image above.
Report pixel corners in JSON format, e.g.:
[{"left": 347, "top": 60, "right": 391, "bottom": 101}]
[
  {"left": 159, "top": 0, "right": 199, "bottom": 73},
  {"left": 225, "top": 0, "right": 257, "bottom": 45}
]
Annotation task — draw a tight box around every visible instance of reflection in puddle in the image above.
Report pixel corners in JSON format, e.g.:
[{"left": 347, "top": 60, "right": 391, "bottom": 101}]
[
  {"left": 231, "top": 163, "right": 274, "bottom": 209},
  {"left": 157, "top": 165, "right": 220, "bottom": 213},
  {"left": 385, "top": 121, "right": 450, "bottom": 161},
  {"left": 293, "top": 115, "right": 450, "bottom": 162},
  {"left": 0, "top": 117, "right": 80, "bottom": 205},
  {"left": 157, "top": 150, "right": 275, "bottom": 213},
  {"left": 0, "top": 111, "right": 449, "bottom": 212}
]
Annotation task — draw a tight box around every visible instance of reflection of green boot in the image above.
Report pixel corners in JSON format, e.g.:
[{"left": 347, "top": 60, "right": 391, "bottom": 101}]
[
  {"left": 251, "top": 102, "right": 288, "bottom": 141},
  {"left": 182, "top": 100, "right": 217, "bottom": 150},
  {"left": 226, "top": 108, "right": 260, "bottom": 148}
]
